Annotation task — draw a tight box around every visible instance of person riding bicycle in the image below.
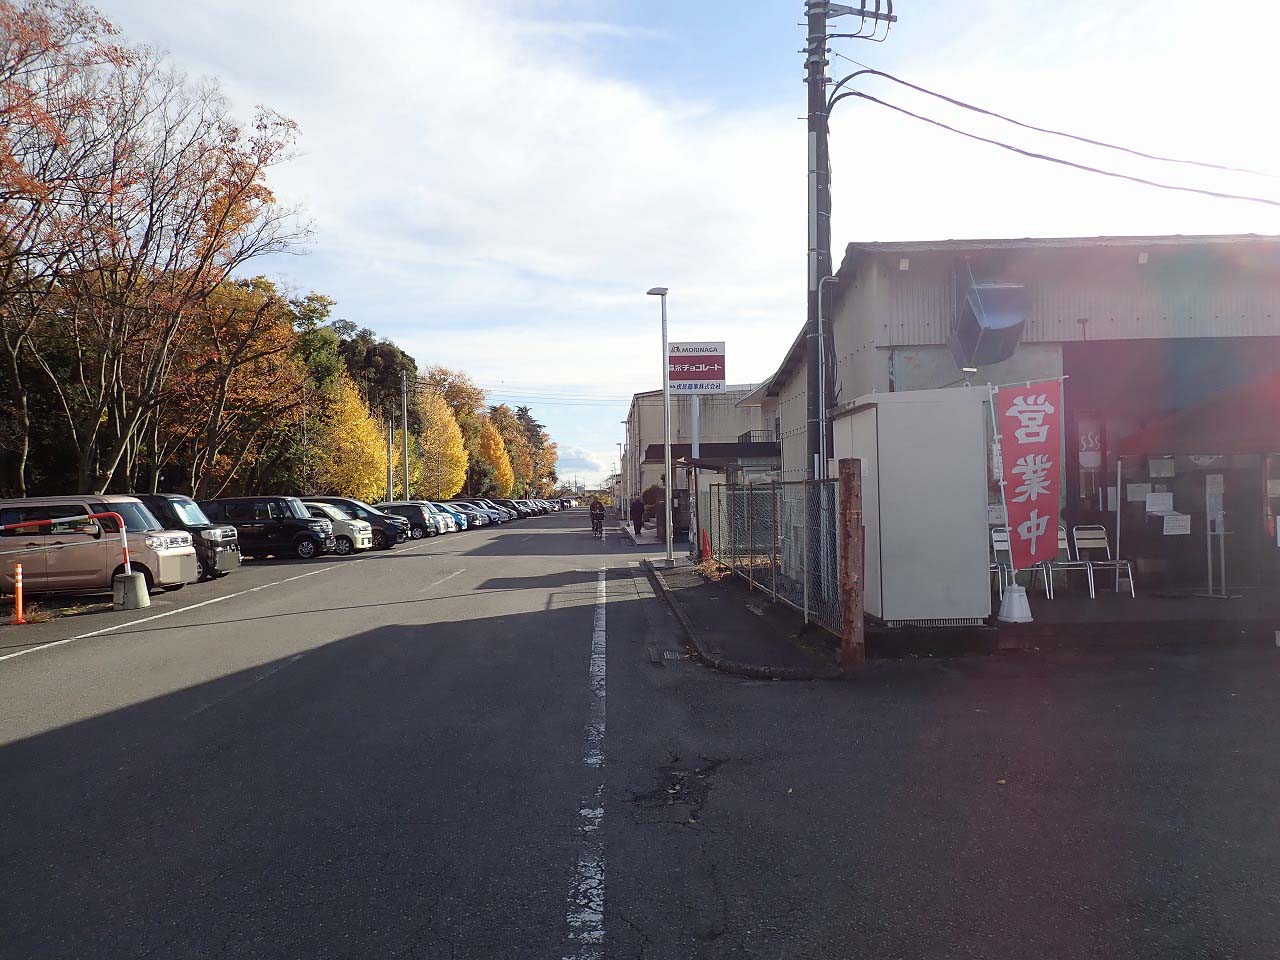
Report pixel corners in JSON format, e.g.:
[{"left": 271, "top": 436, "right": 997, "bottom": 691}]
[{"left": 589, "top": 497, "right": 605, "bottom": 535}]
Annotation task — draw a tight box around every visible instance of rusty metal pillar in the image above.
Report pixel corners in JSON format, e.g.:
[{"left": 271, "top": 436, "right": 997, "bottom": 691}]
[{"left": 839, "top": 458, "right": 865, "bottom": 672}]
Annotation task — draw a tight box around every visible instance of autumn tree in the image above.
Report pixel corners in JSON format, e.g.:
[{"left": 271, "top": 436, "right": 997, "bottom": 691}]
[
  {"left": 312, "top": 373, "right": 386, "bottom": 501},
  {"left": 0, "top": 0, "right": 129, "bottom": 493},
  {"left": 489, "top": 403, "right": 534, "bottom": 495},
  {"left": 25, "top": 48, "right": 306, "bottom": 493},
  {"left": 417, "top": 389, "right": 466, "bottom": 499},
  {"left": 474, "top": 416, "right": 513, "bottom": 497}
]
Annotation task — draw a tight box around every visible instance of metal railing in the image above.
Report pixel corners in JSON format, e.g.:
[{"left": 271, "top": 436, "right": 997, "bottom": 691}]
[
  {"left": 736, "top": 430, "right": 776, "bottom": 444},
  {"left": 699, "top": 480, "right": 842, "bottom": 635}
]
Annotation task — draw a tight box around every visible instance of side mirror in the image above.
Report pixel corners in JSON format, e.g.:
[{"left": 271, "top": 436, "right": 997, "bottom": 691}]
[{"left": 75, "top": 521, "right": 101, "bottom": 539}]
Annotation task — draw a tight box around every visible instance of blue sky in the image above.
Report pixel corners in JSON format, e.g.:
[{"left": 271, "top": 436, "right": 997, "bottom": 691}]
[{"left": 101, "top": 0, "right": 1280, "bottom": 484}]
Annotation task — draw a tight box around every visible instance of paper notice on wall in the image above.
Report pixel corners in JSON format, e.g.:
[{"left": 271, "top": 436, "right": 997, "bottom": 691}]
[
  {"left": 1149, "top": 458, "right": 1176, "bottom": 478},
  {"left": 1206, "top": 492, "right": 1224, "bottom": 517},
  {"left": 1146, "top": 492, "right": 1175, "bottom": 514},
  {"left": 1268, "top": 478, "right": 1280, "bottom": 497},
  {"left": 1163, "top": 512, "right": 1192, "bottom": 535},
  {"left": 988, "top": 504, "right": 1007, "bottom": 526},
  {"left": 1206, "top": 473, "right": 1226, "bottom": 495},
  {"left": 1106, "top": 486, "right": 1118, "bottom": 511},
  {"left": 1127, "top": 483, "right": 1152, "bottom": 502}
]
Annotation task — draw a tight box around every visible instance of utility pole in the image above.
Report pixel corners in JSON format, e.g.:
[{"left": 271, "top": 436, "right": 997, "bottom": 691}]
[
  {"left": 803, "top": 2, "right": 896, "bottom": 479},
  {"left": 804, "top": 0, "right": 831, "bottom": 482},
  {"left": 401, "top": 370, "right": 410, "bottom": 500},
  {"left": 386, "top": 417, "right": 394, "bottom": 503}
]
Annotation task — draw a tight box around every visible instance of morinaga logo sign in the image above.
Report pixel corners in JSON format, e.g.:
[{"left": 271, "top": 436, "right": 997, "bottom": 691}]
[{"left": 668, "top": 342, "right": 726, "bottom": 393}]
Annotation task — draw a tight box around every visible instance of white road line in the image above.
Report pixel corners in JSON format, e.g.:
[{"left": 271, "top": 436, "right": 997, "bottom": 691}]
[
  {"left": 0, "top": 565, "right": 338, "bottom": 664},
  {"left": 419, "top": 569, "right": 466, "bottom": 593},
  {"left": 186, "top": 652, "right": 305, "bottom": 718},
  {"left": 564, "top": 568, "right": 607, "bottom": 960}
]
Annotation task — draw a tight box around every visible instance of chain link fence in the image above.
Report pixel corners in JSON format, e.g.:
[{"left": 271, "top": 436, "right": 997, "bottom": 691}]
[{"left": 699, "top": 480, "right": 842, "bottom": 635}]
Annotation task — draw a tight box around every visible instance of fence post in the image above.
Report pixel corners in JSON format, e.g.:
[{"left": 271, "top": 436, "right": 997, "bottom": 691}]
[
  {"left": 770, "top": 481, "right": 779, "bottom": 601},
  {"left": 10, "top": 563, "right": 25, "bottom": 625},
  {"left": 801, "top": 482, "right": 810, "bottom": 624},
  {"left": 839, "top": 458, "right": 865, "bottom": 672},
  {"left": 746, "top": 483, "right": 755, "bottom": 593}
]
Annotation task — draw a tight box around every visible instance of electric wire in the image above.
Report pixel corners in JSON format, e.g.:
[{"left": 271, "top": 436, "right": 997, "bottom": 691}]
[
  {"left": 831, "top": 89, "right": 1280, "bottom": 209},
  {"left": 828, "top": 54, "right": 1280, "bottom": 181}
]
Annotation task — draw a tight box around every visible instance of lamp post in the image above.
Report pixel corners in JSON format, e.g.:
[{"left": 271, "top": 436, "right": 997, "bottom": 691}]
[{"left": 647, "top": 286, "right": 674, "bottom": 564}]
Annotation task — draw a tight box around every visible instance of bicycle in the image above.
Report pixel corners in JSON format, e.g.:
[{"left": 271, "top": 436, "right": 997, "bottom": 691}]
[{"left": 590, "top": 516, "right": 604, "bottom": 538}]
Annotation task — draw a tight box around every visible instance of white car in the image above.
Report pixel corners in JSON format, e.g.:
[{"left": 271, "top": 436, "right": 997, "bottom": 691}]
[
  {"left": 304, "top": 501, "right": 373, "bottom": 555},
  {"left": 420, "top": 500, "right": 456, "bottom": 533}
]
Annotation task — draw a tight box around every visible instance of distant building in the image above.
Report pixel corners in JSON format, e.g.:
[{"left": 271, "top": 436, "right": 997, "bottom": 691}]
[{"left": 620, "top": 384, "right": 775, "bottom": 501}]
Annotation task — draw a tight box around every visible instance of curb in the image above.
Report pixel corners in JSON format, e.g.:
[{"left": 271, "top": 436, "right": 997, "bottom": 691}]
[{"left": 643, "top": 560, "right": 845, "bottom": 682}]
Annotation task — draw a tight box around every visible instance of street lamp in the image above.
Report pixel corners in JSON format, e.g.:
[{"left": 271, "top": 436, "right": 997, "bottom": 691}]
[{"left": 647, "top": 286, "right": 674, "bottom": 564}]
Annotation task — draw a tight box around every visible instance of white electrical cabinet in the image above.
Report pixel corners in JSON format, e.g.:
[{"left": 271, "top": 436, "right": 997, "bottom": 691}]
[{"left": 832, "top": 387, "right": 992, "bottom": 625}]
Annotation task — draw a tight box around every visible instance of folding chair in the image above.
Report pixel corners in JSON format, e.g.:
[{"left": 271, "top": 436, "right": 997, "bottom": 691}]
[
  {"left": 991, "top": 526, "right": 1051, "bottom": 599},
  {"left": 1045, "top": 525, "right": 1093, "bottom": 599},
  {"left": 990, "top": 527, "right": 1012, "bottom": 599},
  {"left": 1072, "top": 525, "right": 1135, "bottom": 598}
]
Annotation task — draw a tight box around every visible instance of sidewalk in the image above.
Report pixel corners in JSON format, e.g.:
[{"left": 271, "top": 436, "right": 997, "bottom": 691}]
[{"left": 646, "top": 561, "right": 844, "bottom": 680}]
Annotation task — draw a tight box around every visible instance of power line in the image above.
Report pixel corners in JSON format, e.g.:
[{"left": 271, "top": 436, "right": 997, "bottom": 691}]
[
  {"left": 832, "top": 90, "right": 1280, "bottom": 209},
  {"left": 829, "top": 55, "right": 1280, "bottom": 181}
]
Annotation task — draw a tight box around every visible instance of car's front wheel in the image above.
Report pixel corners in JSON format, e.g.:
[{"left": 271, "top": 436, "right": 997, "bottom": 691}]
[
  {"left": 295, "top": 537, "right": 320, "bottom": 560},
  {"left": 410, "top": 524, "right": 425, "bottom": 540},
  {"left": 332, "top": 536, "right": 354, "bottom": 556}
]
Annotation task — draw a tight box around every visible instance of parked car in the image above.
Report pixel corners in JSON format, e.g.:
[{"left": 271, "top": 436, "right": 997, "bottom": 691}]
[
  {"left": 431, "top": 502, "right": 468, "bottom": 530},
  {"left": 495, "top": 498, "right": 533, "bottom": 518},
  {"left": 560, "top": 497, "right": 574, "bottom": 509},
  {"left": 470, "top": 498, "right": 516, "bottom": 521},
  {"left": 374, "top": 501, "right": 440, "bottom": 539},
  {"left": 454, "top": 499, "right": 503, "bottom": 524},
  {"left": 304, "top": 496, "right": 409, "bottom": 549},
  {"left": 303, "top": 501, "right": 373, "bottom": 555},
  {"left": 200, "top": 495, "right": 335, "bottom": 560},
  {"left": 0, "top": 494, "right": 197, "bottom": 595},
  {"left": 135, "top": 493, "right": 240, "bottom": 582},
  {"left": 421, "top": 502, "right": 457, "bottom": 534},
  {"left": 446, "top": 501, "right": 489, "bottom": 526}
]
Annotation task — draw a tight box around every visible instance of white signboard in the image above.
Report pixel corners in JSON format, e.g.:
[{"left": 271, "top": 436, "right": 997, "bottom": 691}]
[
  {"left": 1206, "top": 474, "right": 1225, "bottom": 495},
  {"left": 1163, "top": 512, "right": 1192, "bottom": 535},
  {"left": 1149, "top": 458, "right": 1176, "bottom": 478},
  {"left": 1106, "top": 486, "right": 1118, "bottom": 511},
  {"left": 668, "top": 341, "right": 726, "bottom": 394},
  {"left": 1145, "top": 492, "right": 1175, "bottom": 514},
  {"left": 1127, "top": 483, "right": 1152, "bottom": 503},
  {"left": 987, "top": 504, "right": 1007, "bottom": 525}
]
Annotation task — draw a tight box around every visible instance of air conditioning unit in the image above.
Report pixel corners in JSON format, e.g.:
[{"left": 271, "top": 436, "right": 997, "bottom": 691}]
[{"left": 949, "top": 278, "right": 1029, "bottom": 371}]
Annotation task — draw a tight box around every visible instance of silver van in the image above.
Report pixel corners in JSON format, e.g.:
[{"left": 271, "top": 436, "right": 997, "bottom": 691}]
[{"left": 0, "top": 494, "right": 198, "bottom": 595}]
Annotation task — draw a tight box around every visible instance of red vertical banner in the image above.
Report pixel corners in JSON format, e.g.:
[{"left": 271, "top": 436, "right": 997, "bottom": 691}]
[{"left": 996, "top": 380, "right": 1063, "bottom": 571}]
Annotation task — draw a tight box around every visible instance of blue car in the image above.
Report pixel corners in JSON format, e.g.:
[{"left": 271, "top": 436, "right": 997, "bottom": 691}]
[{"left": 432, "top": 502, "right": 469, "bottom": 530}]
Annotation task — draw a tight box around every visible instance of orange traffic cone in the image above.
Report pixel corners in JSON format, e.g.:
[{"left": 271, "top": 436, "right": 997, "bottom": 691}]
[{"left": 700, "top": 528, "right": 711, "bottom": 561}]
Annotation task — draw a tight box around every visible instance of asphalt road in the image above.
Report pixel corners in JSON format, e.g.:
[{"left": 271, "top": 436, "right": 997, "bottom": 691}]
[{"left": 2, "top": 509, "right": 1279, "bottom": 959}]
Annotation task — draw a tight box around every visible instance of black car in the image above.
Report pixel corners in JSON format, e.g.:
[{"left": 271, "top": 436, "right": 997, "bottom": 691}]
[
  {"left": 136, "top": 493, "right": 241, "bottom": 581},
  {"left": 304, "top": 496, "right": 409, "bottom": 549},
  {"left": 200, "top": 495, "right": 335, "bottom": 560}
]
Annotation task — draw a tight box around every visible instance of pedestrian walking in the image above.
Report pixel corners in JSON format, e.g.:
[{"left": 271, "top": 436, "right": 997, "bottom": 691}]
[{"left": 630, "top": 496, "right": 645, "bottom": 537}]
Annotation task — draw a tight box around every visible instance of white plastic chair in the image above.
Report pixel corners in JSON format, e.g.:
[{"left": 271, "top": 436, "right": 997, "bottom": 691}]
[
  {"left": 1072, "top": 525, "right": 1135, "bottom": 598},
  {"left": 1046, "top": 525, "right": 1093, "bottom": 599}
]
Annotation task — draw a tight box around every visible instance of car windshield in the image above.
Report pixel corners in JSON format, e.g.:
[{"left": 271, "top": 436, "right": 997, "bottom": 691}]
[
  {"left": 169, "top": 498, "right": 211, "bottom": 525},
  {"left": 111, "top": 502, "right": 162, "bottom": 532},
  {"left": 307, "top": 503, "right": 341, "bottom": 521},
  {"left": 283, "top": 498, "right": 311, "bottom": 520}
]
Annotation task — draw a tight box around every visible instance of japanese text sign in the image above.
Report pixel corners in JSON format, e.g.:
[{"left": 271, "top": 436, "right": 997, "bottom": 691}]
[
  {"left": 996, "top": 380, "right": 1063, "bottom": 571},
  {"left": 668, "top": 342, "right": 726, "bottom": 393}
]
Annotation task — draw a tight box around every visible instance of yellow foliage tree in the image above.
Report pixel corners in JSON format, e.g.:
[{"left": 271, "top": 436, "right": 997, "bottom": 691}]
[
  {"left": 416, "top": 390, "right": 468, "bottom": 498},
  {"left": 476, "top": 417, "right": 514, "bottom": 497},
  {"left": 313, "top": 373, "right": 388, "bottom": 501}
]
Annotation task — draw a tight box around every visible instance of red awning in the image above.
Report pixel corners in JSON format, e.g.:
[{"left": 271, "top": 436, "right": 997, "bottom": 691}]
[{"left": 1116, "top": 368, "right": 1280, "bottom": 456}]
